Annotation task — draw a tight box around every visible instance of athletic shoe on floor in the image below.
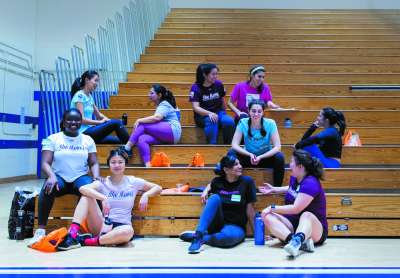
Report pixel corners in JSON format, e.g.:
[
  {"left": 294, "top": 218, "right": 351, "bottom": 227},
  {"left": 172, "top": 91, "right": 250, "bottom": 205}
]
[
  {"left": 179, "top": 231, "right": 195, "bottom": 242},
  {"left": 300, "top": 238, "right": 315, "bottom": 253},
  {"left": 284, "top": 235, "right": 302, "bottom": 257},
  {"left": 57, "top": 233, "right": 81, "bottom": 251},
  {"left": 28, "top": 228, "right": 45, "bottom": 246},
  {"left": 77, "top": 233, "right": 93, "bottom": 246},
  {"left": 188, "top": 231, "right": 204, "bottom": 254}
]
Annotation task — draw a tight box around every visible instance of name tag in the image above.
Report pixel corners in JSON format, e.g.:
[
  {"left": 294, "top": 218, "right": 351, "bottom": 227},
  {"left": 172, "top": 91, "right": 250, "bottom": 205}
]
[{"left": 231, "top": 194, "right": 241, "bottom": 202}]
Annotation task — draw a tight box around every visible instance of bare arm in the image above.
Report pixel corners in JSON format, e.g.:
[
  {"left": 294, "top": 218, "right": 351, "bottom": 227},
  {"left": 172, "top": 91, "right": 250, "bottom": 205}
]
[
  {"left": 257, "top": 131, "right": 282, "bottom": 159},
  {"left": 138, "top": 180, "right": 162, "bottom": 211},
  {"left": 231, "top": 128, "right": 253, "bottom": 157},
  {"left": 192, "top": 101, "right": 213, "bottom": 117},
  {"left": 88, "top": 152, "right": 101, "bottom": 180},
  {"left": 267, "top": 100, "right": 281, "bottom": 109},
  {"left": 41, "top": 150, "right": 59, "bottom": 194},
  {"left": 75, "top": 102, "right": 105, "bottom": 125},
  {"left": 262, "top": 193, "right": 313, "bottom": 217},
  {"left": 246, "top": 202, "right": 256, "bottom": 233}
]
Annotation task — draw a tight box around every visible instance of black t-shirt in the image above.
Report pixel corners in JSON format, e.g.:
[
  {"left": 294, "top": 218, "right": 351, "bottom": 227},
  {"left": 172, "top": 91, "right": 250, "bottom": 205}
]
[
  {"left": 189, "top": 80, "right": 226, "bottom": 113},
  {"left": 210, "top": 175, "right": 257, "bottom": 230}
]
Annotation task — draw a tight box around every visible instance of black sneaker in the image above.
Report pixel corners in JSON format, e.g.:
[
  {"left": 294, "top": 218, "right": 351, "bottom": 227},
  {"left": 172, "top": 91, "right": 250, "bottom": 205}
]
[
  {"left": 118, "top": 146, "right": 133, "bottom": 159},
  {"left": 76, "top": 233, "right": 93, "bottom": 246},
  {"left": 57, "top": 234, "right": 81, "bottom": 251},
  {"left": 188, "top": 231, "right": 204, "bottom": 254},
  {"left": 179, "top": 231, "right": 195, "bottom": 242}
]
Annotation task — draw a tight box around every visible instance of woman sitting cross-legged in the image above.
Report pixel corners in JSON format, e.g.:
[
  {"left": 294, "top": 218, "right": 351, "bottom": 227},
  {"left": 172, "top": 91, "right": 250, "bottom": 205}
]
[
  {"left": 120, "top": 84, "right": 181, "bottom": 167},
  {"left": 260, "top": 149, "right": 327, "bottom": 258},
  {"left": 179, "top": 155, "right": 257, "bottom": 254},
  {"left": 57, "top": 149, "right": 162, "bottom": 250},
  {"left": 230, "top": 99, "right": 285, "bottom": 187}
]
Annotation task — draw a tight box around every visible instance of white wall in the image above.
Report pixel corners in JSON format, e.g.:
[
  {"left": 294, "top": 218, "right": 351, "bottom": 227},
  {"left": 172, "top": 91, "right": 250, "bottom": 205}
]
[
  {"left": 35, "top": 0, "right": 131, "bottom": 72},
  {"left": 169, "top": 0, "right": 400, "bottom": 9},
  {"left": 0, "top": 0, "right": 38, "bottom": 179}
]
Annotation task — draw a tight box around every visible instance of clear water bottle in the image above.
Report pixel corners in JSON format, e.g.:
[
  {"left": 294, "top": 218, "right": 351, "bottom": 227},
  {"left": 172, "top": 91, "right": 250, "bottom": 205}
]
[
  {"left": 284, "top": 117, "right": 293, "bottom": 128},
  {"left": 16, "top": 209, "right": 25, "bottom": 241},
  {"left": 254, "top": 212, "right": 265, "bottom": 245},
  {"left": 122, "top": 113, "right": 128, "bottom": 126},
  {"left": 100, "top": 216, "right": 113, "bottom": 235}
]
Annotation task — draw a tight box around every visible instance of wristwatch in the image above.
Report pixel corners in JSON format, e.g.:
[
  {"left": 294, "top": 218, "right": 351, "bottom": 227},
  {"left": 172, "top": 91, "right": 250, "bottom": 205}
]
[{"left": 271, "top": 204, "right": 276, "bottom": 210}]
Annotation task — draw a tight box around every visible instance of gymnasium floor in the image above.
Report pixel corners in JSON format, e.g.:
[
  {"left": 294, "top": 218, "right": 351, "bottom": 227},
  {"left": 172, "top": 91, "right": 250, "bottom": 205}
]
[{"left": 1, "top": 180, "right": 399, "bottom": 277}]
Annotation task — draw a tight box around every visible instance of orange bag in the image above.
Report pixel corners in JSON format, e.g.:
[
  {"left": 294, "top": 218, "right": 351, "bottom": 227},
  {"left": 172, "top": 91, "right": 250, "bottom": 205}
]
[
  {"left": 343, "top": 130, "right": 362, "bottom": 146},
  {"left": 188, "top": 153, "right": 205, "bottom": 167},
  {"left": 150, "top": 152, "right": 171, "bottom": 167},
  {"left": 30, "top": 227, "right": 68, "bottom": 253}
]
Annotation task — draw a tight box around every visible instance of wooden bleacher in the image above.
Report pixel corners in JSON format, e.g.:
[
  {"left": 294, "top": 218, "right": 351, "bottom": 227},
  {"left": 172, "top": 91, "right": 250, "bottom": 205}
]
[{"left": 36, "top": 9, "right": 400, "bottom": 237}]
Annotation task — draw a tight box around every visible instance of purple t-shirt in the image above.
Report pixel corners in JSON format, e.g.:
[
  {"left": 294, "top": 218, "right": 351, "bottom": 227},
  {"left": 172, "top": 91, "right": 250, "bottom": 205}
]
[
  {"left": 230, "top": 81, "right": 273, "bottom": 114},
  {"left": 189, "top": 80, "right": 225, "bottom": 113},
  {"left": 284, "top": 175, "right": 328, "bottom": 232},
  {"left": 98, "top": 176, "right": 145, "bottom": 225}
]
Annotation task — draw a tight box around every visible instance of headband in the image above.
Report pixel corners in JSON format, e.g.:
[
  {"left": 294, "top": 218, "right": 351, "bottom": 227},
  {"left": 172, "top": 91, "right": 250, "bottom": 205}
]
[{"left": 250, "top": 66, "right": 265, "bottom": 75}]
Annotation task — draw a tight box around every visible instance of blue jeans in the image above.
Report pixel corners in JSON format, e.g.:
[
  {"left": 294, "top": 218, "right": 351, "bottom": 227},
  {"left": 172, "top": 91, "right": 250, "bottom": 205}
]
[
  {"left": 38, "top": 174, "right": 93, "bottom": 226},
  {"left": 194, "top": 111, "right": 235, "bottom": 144},
  {"left": 197, "top": 194, "right": 246, "bottom": 248},
  {"left": 303, "top": 144, "right": 341, "bottom": 168},
  {"left": 84, "top": 119, "right": 129, "bottom": 144}
]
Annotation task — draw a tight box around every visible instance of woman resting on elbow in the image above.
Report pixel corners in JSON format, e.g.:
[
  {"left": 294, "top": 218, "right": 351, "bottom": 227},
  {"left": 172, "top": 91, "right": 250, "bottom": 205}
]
[
  {"left": 260, "top": 149, "right": 328, "bottom": 257},
  {"left": 57, "top": 149, "right": 162, "bottom": 250},
  {"left": 230, "top": 99, "right": 285, "bottom": 186}
]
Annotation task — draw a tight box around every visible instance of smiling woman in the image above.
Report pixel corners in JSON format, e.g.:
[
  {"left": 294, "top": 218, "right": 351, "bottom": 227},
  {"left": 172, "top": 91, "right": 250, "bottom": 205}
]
[{"left": 29, "top": 108, "right": 101, "bottom": 246}]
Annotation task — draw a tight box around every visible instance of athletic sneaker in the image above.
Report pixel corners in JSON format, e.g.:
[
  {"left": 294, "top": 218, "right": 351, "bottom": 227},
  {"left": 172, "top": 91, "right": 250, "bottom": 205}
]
[
  {"left": 28, "top": 228, "right": 45, "bottom": 246},
  {"left": 188, "top": 231, "right": 204, "bottom": 254},
  {"left": 179, "top": 231, "right": 195, "bottom": 242},
  {"left": 76, "top": 233, "right": 93, "bottom": 246},
  {"left": 57, "top": 234, "right": 81, "bottom": 251},
  {"left": 300, "top": 238, "right": 315, "bottom": 253},
  {"left": 284, "top": 235, "right": 302, "bottom": 257},
  {"left": 118, "top": 146, "right": 133, "bottom": 159}
]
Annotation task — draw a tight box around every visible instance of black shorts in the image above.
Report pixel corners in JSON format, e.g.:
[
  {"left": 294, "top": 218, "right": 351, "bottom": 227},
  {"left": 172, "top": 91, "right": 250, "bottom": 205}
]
[
  {"left": 111, "top": 221, "right": 134, "bottom": 241},
  {"left": 284, "top": 214, "right": 327, "bottom": 246}
]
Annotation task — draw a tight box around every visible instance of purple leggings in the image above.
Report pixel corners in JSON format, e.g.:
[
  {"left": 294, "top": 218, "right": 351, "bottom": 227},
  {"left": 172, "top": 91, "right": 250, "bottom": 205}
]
[{"left": 129, "top": 122, "right": 174, "bottom": 164}]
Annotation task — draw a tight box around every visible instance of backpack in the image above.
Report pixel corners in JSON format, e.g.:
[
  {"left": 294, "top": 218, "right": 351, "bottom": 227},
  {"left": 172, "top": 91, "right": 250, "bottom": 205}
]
[
  {"left": 29, "top": 227, "right": 68, "bottom": 252},
  {"left": 188, "top": 153, "right": 205, "bottom": 167},
  {"left": 343, "top": 129, "right": 362, "bottom": 146},
  {"left": 150, "top": 152, "right": 171, "bottom": 167}
]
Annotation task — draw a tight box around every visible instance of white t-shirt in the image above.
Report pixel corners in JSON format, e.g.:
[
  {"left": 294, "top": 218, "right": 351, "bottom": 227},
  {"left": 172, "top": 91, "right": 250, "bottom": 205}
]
[
  {"left": 97, "top": 176, "right": 146, "bottom": 225},
  {"left": 41, "top": 132, "right": 96, "bottom": 182}
]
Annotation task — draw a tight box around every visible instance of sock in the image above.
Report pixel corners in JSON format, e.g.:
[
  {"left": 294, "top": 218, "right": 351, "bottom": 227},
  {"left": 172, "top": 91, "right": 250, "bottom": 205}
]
[
  {"left": 124, "top": 145, "right": 131, "bottom": 151},
  {"left": 69, "top": 222, "right": 80, "bottom": 239},
  {"left": 284, "top": 233, "right": 293, "bottom": 244},
  {"left": 84, "top": 236, "right": 100, "bottom": 246},
  {"left": 294, "top": 232, "right": 306, "bottom": 243}
]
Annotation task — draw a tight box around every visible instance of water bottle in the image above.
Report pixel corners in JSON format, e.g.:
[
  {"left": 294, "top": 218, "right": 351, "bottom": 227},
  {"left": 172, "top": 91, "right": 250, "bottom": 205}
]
[
  {"left": 122, "top": 113, "right": 128, "bottom": 126},
  {"left": 15, "top": 209, "right": 25, "bottom": 240},
  {"left": 284, "top": 117, "right": 292, "bottom": 128},
  {"left": 100, "top": 216, "right": 113, "bottom": 235},
  {"left": 175, "top": 108, "right": 181, "bottom": 121},
  {"left": 254, "top": 212, "right": 265, "bottom": 245}
]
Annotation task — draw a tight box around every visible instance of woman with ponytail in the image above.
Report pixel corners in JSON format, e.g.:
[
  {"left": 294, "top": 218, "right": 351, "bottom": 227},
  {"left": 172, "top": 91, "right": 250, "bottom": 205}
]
[
  {"left": 120, "top": 84, "right": 181, "bottom": 167},
  {"left": 228, "top": 65, "right": 281, "bottom": 122},
  {"left": 179, "top": 155, "right": 256, "bottom": 254},
  {"left": 230, "top": 99, "right": 285, "bottom": 186},
  {"left": 295, "top": 107, "right": 346, "bottom": 168},
  {"left": 260, "top": 149, "right": 327, "bottom": 257},
  {"left": 70, "top": 70, "right": 129, "bottom": 144}
]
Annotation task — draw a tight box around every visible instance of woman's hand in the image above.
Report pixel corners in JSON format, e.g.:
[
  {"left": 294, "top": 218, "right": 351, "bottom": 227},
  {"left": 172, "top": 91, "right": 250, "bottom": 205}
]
[
  {"left": 102, "top": 199, "right": 111, "bottom": 216},
  {"left": 139, "top": 194, "right": 149, "bottom": 211},
  {"left": 208, "top": 112, "right": 218, "bottom": 123},
  {"left": 259, "top": 183, "right": 275, "bottom": 195},
  {"left": 261, "top": 206, "right": 273, "bottom": 218},
  {"left": 238, "top": 112, "right": 248, "bottom": 118},
  {"left": 44, "top": 175, "right": 59, "bottom": 194},
  {"left": 201, "top": 191, "right": 209, "bottom": 204},
  {"left": 250, "top": 153, "right": 259, "bottom": 165}
]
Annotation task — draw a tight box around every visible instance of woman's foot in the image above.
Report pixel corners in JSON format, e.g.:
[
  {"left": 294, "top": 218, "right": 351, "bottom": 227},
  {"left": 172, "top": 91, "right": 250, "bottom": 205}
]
[{"left": 118, "top": 146, "right": 133, "bottom": 159}]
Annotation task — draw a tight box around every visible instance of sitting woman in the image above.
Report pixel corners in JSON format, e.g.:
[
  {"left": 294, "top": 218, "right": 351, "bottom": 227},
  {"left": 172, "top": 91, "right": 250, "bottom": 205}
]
[
  {"left": 179, "top": 155, "right": 256, "bottom": 254},
  {"left": 260, "top": 149, "right": 327, "bottom": 257},
  {"left": 228, "top": 65, "right": 281, "bottom": 123},
  {"left": 70, "top": 70, "right": 129, "bottom": 144},
  {"left": 30, "top": 108, "right": 100, "bottom": 245},
  {"left": 295, "top": 107, "right": 346, "bottom": 168},
  {"left": 120, "top": 84, "right": 181, "bottom": 167},
  {"left": 230, "top": 99, "right": 285, "bottom": 187},
  {"left": 57, "top": 149, "right": 162, "bottom": 250},
  {"left": 189, "top": 63, "right": 235, "bottom": 144}
]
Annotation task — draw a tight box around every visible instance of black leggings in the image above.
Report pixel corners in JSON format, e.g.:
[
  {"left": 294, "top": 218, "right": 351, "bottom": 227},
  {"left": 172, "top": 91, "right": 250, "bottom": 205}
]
[{"left": 84, "top": 119, "right": 129, "bottom": 144}]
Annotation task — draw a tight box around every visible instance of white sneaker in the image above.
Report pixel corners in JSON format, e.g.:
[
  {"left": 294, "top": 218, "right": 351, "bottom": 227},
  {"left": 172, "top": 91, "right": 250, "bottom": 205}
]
[
  {"left": 28, "top": 228, "right": 45, "bottom": 246},
  {"left": 300, "top": 238, "right": 315, "bottom": 252}
]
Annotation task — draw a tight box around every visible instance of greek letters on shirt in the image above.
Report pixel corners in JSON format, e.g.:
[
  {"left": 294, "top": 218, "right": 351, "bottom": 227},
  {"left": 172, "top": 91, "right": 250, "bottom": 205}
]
[
  {"left": 202, "top": 92, "right": 221, "bottom": 102},
  {"left": 107, "top": 190, "right": 135, "bottom": 199}
]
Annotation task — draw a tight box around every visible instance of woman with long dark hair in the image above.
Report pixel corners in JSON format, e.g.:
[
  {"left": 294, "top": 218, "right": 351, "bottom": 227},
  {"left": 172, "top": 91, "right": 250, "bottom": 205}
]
[
  {"left": 260, "top": 149, "right": 327, "bottom": 257},
  {"left": 189, "top": 63, "right": 235, "bottom": 144},
  {"left": 120, "top": 84, "right": 181, "bottom": 167},
  {"left": 228, "top": 65, "right": 281, "bottom": 122},
  {"left": 295, "top": 107, "right": 346, "bottom": 168},
  {"left": 179, "top": 155, "right": 256, "bottom": 254},
  {"left": 70, "top": 70, "right": 129, "bottom": 144},
  {"left": 230, "top": 99, "right": 285, "bottom": 186}
]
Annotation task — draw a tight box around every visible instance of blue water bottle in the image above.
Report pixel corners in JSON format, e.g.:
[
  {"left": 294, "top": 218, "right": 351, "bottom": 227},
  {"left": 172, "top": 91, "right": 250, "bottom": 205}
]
[
  {"left": 254, "top": 212, "right": 265, "bottom": 245},
  {"left": 284, "top": 117, "right": 292, "bottom": 128}
]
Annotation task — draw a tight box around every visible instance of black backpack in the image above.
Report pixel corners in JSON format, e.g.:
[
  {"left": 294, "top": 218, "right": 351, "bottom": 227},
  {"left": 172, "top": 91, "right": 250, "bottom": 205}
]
[{"left": 8, "top": 187, "right": 36, "bottom": 239}]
